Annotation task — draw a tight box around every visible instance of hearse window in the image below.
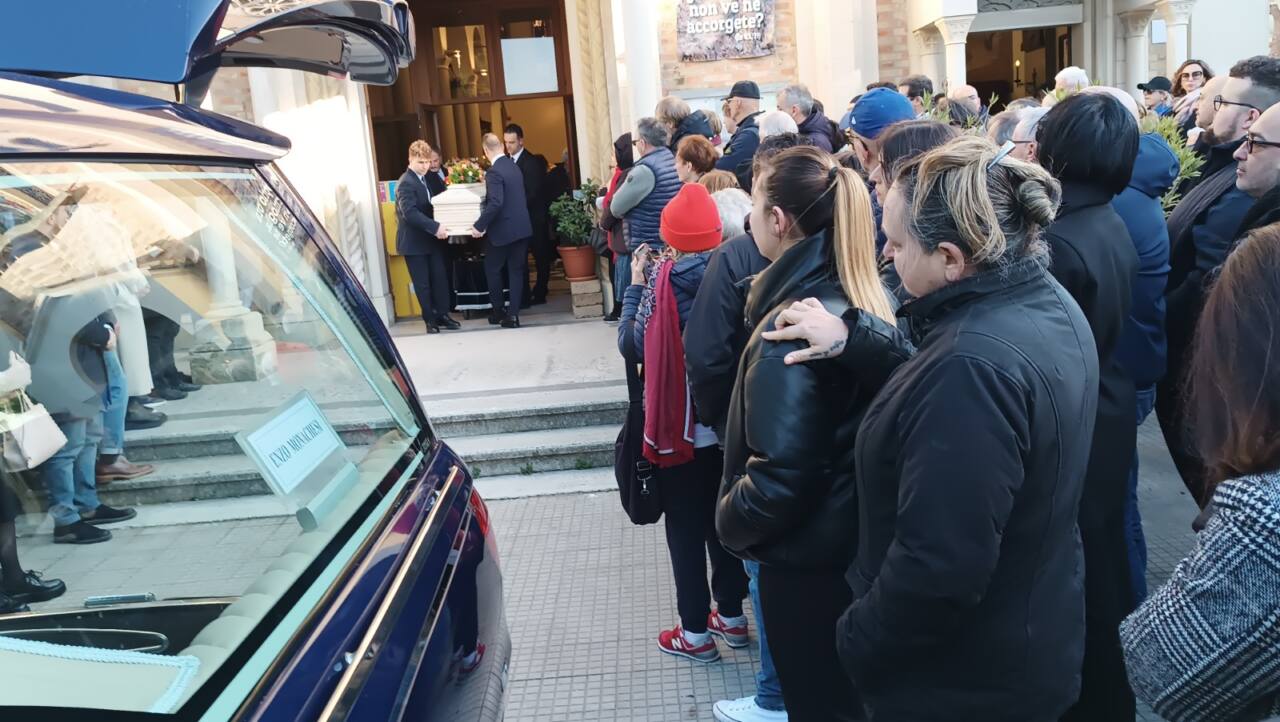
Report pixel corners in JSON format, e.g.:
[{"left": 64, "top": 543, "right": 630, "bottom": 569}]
[{"left": 0, "top": 163, "right": 419, "bottom": 713}]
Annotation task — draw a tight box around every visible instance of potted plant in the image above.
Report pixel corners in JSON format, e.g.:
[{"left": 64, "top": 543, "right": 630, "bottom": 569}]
[{"left": 548, "top": 179, "right": 603, "bottom": 281}]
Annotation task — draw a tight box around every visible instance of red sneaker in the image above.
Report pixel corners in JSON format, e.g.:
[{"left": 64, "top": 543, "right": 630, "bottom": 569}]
[
  {"left": 657, "top": 626, "right": 721, "bottom": 663},
  {"left": 707, "top": 611, "right": 749, "bottom": 649}
]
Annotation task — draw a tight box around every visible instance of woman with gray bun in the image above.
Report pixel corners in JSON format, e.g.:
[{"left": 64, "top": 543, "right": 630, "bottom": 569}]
[{"left": 765, "top": 135, "right": 1100, "bottom": 721}]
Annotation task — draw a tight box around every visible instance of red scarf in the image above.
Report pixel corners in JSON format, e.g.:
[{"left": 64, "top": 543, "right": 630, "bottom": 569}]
[{"left": 642, "top": 260, "right": 696, "bottom": 468}]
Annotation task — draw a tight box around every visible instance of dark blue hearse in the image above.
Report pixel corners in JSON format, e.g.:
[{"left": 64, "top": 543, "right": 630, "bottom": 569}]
[{"left": 0, "top": 1, "right": 509, "bottom": 719}]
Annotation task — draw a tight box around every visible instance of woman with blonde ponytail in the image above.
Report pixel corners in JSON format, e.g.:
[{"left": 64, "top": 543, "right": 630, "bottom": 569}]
[
  {"left": 715, "top": 145, "right": 912, "bottom": 722},
  {"left": 766, "top": 135, "right": 1101, "bottom": 721}
]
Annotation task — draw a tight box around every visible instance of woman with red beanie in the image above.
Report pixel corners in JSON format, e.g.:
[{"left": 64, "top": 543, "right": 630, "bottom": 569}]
[{"left": 617, "top": 183, "right": 749, "bottom": 664}]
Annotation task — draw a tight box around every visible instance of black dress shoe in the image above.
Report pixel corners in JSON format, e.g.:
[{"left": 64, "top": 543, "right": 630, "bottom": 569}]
[
  {"left": 488, "top": 313, "right": 504, "bottom": 326},
  {"left": 4, "top": 570, "right": 66, "bottom": 604},
  {"left": 500, "top": 316, "right": 521, "bottom": 329},
  {"left": 125, "top": 400, "right": 167, "bottom": 430},
  {"left": 425, "top": 323, "right": 441, "bottom": 334},
  {"left": 82, "top": 505, "right": 138, "bottom": 525},
  {"left": 0, "top": 592, "right": 29, "bottom": 614},
  {"left": 172, "top": 380, "right": 202, "bottom": 393},
  {"left": 436, "top": 316, "right": 461, "bottom": 330},
  {"left": 529, "top": 294, "right": 547, "bottom": 306},
  {"left": 153, "top": 386, "right": 187, "bottom": 401}
]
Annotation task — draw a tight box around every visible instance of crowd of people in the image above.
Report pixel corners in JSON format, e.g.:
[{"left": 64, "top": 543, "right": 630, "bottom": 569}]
[{"left": 609, "top": 54, "right": 1280, "bottom": 722}]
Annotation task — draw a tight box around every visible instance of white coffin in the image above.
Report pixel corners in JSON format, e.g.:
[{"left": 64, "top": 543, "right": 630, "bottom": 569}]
[{"left": 432, "top": 183, "right": 486, "bottom": 237}]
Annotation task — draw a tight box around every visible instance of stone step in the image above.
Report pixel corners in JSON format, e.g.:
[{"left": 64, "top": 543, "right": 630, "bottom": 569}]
[
  {"left": 125, "top": 386, "right": 627, "bottom": 462},
  {"left": 473, "top": 468, "right": 617, "bottom": 500},
  {"left": 96, "top": 424, "right": 619, "bottom": 507}
]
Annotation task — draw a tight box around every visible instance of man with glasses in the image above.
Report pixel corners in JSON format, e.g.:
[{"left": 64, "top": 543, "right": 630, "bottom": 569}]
[
  {"left": 1159, "top": 56, "right": 1280, "bottom": 505},
  {"left": 1225, "top": 104, "right": 1280, "bottom": 259}
]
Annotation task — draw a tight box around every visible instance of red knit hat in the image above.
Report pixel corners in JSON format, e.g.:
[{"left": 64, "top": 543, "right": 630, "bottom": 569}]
[{"left": 660, "top": 183, "right": 723, "bottom": 253}]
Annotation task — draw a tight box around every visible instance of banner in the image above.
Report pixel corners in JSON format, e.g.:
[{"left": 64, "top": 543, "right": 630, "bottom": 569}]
[{"left": 677, "top": 0, "right": 775, "bottom": 63}]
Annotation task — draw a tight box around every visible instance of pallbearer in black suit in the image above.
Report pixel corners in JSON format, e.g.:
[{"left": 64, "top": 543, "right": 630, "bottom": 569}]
[
  {"left": 503, "top": 124, "right": 551, "bottom": 306},
  {"left": 396, "top": 140, "right": 459, "bottom": 334},
  {"left": 471, "top": 133, "right": 534, "bottom": 328}
]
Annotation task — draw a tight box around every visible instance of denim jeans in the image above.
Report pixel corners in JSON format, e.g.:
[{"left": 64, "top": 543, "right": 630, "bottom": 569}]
[
  {"left": 42, "top": 412, "right": 103, "bottom": 527},
  {"left": 613, "top": 252, "right": 631, "bottom": 306},
  {"left": 1125, "top": 385, "right": 1156, "bottom": 606},
  {"left": 744, "top": 560, "right": 786, "bottom": 712},
  {"left": 100, "top": 349, "right": 126, "bottom": 456}
]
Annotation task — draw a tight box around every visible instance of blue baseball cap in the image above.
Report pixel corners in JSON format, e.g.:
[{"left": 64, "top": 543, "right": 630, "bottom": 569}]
[{"left": 851, "top": 87, "right": 916, "bottom": 140}]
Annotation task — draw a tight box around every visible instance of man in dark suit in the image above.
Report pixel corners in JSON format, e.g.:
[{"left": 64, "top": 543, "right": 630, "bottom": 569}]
[
  {"left": 396, "top": 140, "right": 458, "bottom": 334},
  {"left": 503, "top": 123, "right": 551, "bottom": 306},
  {"left": 472, "top": 133, "right": 534, "bottom": 328},
  {"left": 426, "top": 148, "right": 449, "bottom": 195}
]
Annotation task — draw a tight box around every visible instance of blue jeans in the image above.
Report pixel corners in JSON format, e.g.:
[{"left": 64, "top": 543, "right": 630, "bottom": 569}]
[
  {"left": 1125, "top": 386, "right": 1156, "bottom": 605},
  {"left": 100, "top": 349, "right": 126, "bottom": 456},
  {"left": 744, "top": 560, "right": 786, "bottom": 711},
  {"left": 613, "top": 252, "right": 630, "bottom": 305},
  {"left": 42, "top": 412, "right": 103, "bottom": 527}
]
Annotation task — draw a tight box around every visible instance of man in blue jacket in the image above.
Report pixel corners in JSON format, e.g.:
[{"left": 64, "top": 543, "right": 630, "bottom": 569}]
[
  {"left": 716, "top": 81, "right": 764, "bottom": 175},
  {"left": 1111, "top": 129, "right": 1179, "bottom": 605},
  {"left": 471, "top": 133, "right": 533, "bottom": 328}
]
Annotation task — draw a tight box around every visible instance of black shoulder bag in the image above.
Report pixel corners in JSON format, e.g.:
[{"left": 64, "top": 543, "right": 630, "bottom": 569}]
[{"left": 614, "top": 361, "right": 662, "bottom": 524}]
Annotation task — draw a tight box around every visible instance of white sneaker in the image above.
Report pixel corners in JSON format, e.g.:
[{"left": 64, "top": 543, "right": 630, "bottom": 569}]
[{"left": 713, "top": 695, "right": 789, "bottom": 722}]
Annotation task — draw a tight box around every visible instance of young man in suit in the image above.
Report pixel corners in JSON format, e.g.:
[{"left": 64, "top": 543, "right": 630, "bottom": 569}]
[
  {"left": 471, "top": 133, "right": 534, "bottom": 328},
  {"left": 503, "top": 123, "right": 551, "bottom": 306},
  {"left": 396, "top": 140, "right": 458, "bottom": 334}
]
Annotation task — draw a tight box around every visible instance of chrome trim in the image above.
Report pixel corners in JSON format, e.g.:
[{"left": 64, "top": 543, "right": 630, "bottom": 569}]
[{"left": 317, "top": 464, "right": 466, "bottom": 721}]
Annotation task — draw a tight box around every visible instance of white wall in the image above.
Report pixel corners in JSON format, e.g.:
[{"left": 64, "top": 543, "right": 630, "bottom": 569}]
[{"left": 1189, "top": 0, "right": 1270, "bottom": 74}]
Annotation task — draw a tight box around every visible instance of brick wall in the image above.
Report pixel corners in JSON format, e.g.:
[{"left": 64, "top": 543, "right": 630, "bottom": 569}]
[
  {"left": 206, "top": 67, "right": 255, "bottom": 122},
  {"left": 877, "top": 0, "right": 912, "bottom": 85},
  {"left": 657, "top": 0, "right": 798, "bottom": 95}
]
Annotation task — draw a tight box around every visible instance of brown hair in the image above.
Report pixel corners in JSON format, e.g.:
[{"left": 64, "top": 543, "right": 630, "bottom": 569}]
[
  {"left": 755, "top": 146, "right": 895, "bottom": 323},
  {"left": 408, "top": 140, "right": 432, "bottom": 160},
  {"left": 676, "top": 135, "right": 718, "bottom": 176},
  {"left": 1188, "top": 223, "right": 1280, "bottom": 495},
  {"left": 1172, "top": 58, "right": 1214, "bottom": 98},
  {"left": 699, "top": 170, "right": 739, "bottom": 193}
]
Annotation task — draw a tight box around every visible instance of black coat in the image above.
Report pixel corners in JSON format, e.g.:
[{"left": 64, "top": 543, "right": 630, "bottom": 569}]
[
  {"left": 684, "top": 233, "right": 769, "bottom": 441},
  {"left": 474, "top": 155, "right": 533, "bottom": 247},
  {"left": 716, "top": 232, "right": 912, "bottom": 570},
  {"left": 796, "top": 109, "right": 835, "bottom": 152},
  {"left": 514, "top": 149, "right": 549, "bottom": 242},
  {"left": 1045, "top": 182, "right": 1138, "bottom": 531},
  {"left": 838, "top": 256, "right": 1098, "bottom": 721},
  {"left": 395, "top": 169, "right": 443, "bottom": 255}
]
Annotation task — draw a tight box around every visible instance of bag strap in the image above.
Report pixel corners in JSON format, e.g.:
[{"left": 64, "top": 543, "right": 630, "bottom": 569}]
[{"left": 625, "top": 360, "right": 643, "bottom": 404}]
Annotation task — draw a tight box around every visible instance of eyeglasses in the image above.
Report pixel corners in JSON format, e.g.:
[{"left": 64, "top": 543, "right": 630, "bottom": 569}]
[
  {"left": 1244, "top": 133, "right": 1280, "bottom": 154},
  {"left": 1180, "top": 70, "right": 1205, "bottom": 80},
  {"left": 1214, "top": 95, "right": 1260, "bottom": 112}
]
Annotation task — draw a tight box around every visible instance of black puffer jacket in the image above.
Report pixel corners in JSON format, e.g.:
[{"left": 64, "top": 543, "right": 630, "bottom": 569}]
[
  {"left": 838, "top": 255, "right": 1099, "bottom": 721},
  {"left": 715, "top": 231, "right": 912, "bottom": 570},
  {"left": 669, "top": 110, "right": 715, "bottom": 151},
  {"left": 685, "top": 233, "right": 769, "bottom": 440}
]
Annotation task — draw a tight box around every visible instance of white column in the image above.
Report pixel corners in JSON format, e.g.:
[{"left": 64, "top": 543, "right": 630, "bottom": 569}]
[
  {"left": 1158, "top": 0, "right": 1197, "bottom": 78},
  {"left": 615, "top": 0, "right": 662, "bottom": 127},
  {"left": 796, "top": 0, "right": 873, "bottom": 113},
  {"left": 935, "top": 15, "right": 976, "bottom": 92},
  {"left": 1119, "top": 10, "right": 1154, "bottom": 101},
  {"left": 914, "top": 27, "right": 945, "bottom": 92}
]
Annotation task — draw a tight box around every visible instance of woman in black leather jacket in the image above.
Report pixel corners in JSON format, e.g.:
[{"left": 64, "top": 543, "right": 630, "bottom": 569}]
[{"left": 715, "top": 145, "right": 911, "bottom": 722}]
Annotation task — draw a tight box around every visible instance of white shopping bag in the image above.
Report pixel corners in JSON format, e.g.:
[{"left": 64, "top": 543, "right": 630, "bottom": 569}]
[{"left": 0, "top": 391, "right": 67, "bottom": 471}]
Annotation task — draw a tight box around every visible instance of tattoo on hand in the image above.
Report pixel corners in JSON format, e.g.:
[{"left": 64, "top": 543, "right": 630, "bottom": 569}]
[{"left": 828, "top": 339, "right": 846, "bottom": 356}]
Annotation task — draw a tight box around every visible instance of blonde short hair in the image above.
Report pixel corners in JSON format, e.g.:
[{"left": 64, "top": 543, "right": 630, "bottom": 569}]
[
  {"left": 408, "top": 140, "right": 432, "bottom": 160},
  {"left": 655, "top": 96, "right": 693, "bottom": 127}
]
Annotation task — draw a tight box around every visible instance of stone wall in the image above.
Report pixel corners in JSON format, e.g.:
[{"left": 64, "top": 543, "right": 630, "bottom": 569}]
[
  {"left": 657, "top": 0, "right": 798, "bottom": 95},
  {"left": 206, "top": 68, "right": 255, "bottom": 122},
  {"left": 877, "top": 0, "right": 912, "bottom": 85}
]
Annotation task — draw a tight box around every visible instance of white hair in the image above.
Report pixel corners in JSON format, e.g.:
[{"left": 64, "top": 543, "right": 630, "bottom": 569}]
[
  {"left": 1081, "top": 85, "right": 1141, "bottom": 121},
  {"left": 1013, "top": 107, "right": 1051, "bottom": 142},
  {"left": 1055, "top": 66, "right": 1090, "bottom": 91},
  {"left": 779, "top": 83, "right": 815, "bottom": 116},
  {"left": 712, "top": 188, "right": 752, "bottom": 240},
  {"left": 757, "top": 110, "right": 799, "bottom": 139}
]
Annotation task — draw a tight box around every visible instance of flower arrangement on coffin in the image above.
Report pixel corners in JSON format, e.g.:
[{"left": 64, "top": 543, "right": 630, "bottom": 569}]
[{"left": 446, "top": 158, "right": 485, "bottom": 185}]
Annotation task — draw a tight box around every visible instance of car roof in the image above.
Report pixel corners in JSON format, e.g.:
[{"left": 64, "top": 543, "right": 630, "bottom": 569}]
[{"left": 0, "top": 72, "right": 290, "bottom": 163}]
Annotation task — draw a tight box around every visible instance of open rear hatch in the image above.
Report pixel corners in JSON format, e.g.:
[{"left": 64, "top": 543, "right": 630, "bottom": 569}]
[{"left": 0, "top": 0, "right": 413, "bottom": 103}]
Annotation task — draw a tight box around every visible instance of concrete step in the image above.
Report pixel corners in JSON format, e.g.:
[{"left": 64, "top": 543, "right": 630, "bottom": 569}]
[
  {"left": 474, "top": 468, "right": 616, "bottom": 500},
  {"left": 125, "top": 386, "right": 627, "bottom": 462},
  {"left": 449, "top": 425, "right": 618, "bottom": 479},
  {"left": 96, "top": 424, "right": 618, "bottom": 506}
]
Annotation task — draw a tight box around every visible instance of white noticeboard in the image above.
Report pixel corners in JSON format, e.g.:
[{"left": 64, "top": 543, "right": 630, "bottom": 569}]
[{"left": 501, "top": 37, "right": 559, "bottom": 95}]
